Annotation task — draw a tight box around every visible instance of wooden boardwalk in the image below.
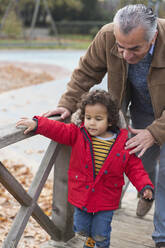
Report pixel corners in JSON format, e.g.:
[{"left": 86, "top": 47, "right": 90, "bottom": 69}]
[
  {"left": 41, "top": 190, "right": 155, "bottom": 248},
  {"left": 111, "top": 191, "right": 154, "bottom": 248}
]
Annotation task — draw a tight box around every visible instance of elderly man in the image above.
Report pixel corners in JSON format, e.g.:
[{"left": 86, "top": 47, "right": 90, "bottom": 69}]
[{"left": 45, "top": 4, "right": 165, "bottom": 248}]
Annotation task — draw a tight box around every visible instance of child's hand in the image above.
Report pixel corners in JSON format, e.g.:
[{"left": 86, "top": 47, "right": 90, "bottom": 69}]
[
  {"left": 142, "top": 188, "right": 153, "bottom": 200},
  {"left": 16, "top": 117, "right": 37, "bottom": 135}
]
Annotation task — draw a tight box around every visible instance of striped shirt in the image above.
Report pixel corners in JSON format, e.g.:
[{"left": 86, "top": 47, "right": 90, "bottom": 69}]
[{"left": 91, "top": 134, "right": 116, "bottom": 176}]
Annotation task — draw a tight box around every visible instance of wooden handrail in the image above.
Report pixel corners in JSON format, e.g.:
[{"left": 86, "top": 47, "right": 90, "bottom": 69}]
[
  {"left": 0, "top": 116, "right": 61, "bottom": 149},
  {"left": 0, "top": 116, "right": 74, "bottom": 247}
]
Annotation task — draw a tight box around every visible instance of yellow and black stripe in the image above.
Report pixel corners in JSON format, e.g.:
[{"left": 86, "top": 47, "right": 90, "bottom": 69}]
[{"left": 91, "top": 136, "right": 115, "bottom": 176}]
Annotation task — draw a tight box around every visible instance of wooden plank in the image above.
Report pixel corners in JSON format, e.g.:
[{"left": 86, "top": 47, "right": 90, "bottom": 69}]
[
  {"left": 0, "top": 161, "right": 61, "bottom": 240},
  {"left": 111, "top": 209, "right": 154, "bottom": 248},
  {"left": 0, "top": 116, "right": 61, "bottom": 149},
  {"left": 0, "top": 123, "right": 35, "bottom": 149},
  {"left": 52, "top": 145, "right": 74, "bottom": 242},
  {"left": 28, "top": 141, "right": 61, "bottom": 198},
  {"left": 0, "top": 161, "right": 31, "bottom": 206},
  {"left": 2, "top": 141, "right": 62, "bottom": 247},
  {"left": 32, "top": 204, "right": 61, "bottom": 240},
  {"left": 110, "top": 192, "right": 155, "bottom": 248}
]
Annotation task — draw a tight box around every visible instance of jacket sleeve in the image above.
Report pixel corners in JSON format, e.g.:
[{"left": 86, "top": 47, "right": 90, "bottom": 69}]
[
  {"left": 147, "top": 110, "right": 165, "bottom": 145},
  {"left": 124, "top": 153, "right": 154, "bottom": 193},
  {"left": 58, "top": 29, "right": 107, "bottom": 113},
  {"left": 33, "top": 116, "right": 78, "bottom": 146}
]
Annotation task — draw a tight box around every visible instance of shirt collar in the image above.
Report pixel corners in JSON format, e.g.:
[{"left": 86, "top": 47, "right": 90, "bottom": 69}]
[{"left": 149, "top": 43, "right": 155, "bottom": 55}]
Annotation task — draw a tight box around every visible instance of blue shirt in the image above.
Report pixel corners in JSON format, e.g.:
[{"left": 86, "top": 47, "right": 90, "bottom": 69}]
[{"left": 128, "top": 44, "right": 154, "bottom": 115}]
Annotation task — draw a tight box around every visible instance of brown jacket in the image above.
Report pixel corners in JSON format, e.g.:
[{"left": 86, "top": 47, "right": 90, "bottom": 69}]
[{"left": 58, "top": 18, "right": 165, "bottom": 145}]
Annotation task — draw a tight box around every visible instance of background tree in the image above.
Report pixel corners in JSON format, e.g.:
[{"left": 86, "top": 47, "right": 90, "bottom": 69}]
[
  {"left": 118, "top": 0, "right": 148, "bottom": 8},
  {"left": 79, "top": 0, "right": 103, "bottom": 20}
]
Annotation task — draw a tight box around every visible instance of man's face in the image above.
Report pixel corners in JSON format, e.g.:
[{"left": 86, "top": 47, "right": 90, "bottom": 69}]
[{"left": 114, "top": 25, "right": 157, "bottom": 64}]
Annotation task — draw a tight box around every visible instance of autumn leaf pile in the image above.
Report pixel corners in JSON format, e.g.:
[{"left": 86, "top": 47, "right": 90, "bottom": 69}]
[
  {"left": 0, "top": 159, "right": 53, "bottom": 247},
  {"left": 0, "top": 64, "right": 53, "bottom": 93}
]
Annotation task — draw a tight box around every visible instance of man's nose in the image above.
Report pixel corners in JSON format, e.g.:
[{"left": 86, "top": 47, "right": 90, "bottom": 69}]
[{"left": 123, "top": 49, "right": 133, "bottom": 60}]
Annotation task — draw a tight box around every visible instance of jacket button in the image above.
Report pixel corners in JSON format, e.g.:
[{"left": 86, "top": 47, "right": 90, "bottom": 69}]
[
  {"left": 75, "top": 175, "right": 78, "bottom": 179},
  {"left": 114, "top": 183, "right": 118, "bottom": 187},
  {"left": 104, "top": 170, "right": 108, "bottom": 174},
  {"left": 86, "top": 185, "right": 89, "bottom": 189},
  {"left": 92, "top": 188, "right": 95, "bottom": 192},
  {"left": 85, "top": 165, "right": 88, "bottom": 168},
  {"left": 116, "top": 153, "right": 120, "bottom": 157}
]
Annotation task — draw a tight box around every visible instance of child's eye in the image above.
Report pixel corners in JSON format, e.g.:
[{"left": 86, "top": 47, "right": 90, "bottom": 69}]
[{"left": 85, "top": 116, "right": 91, "bottom": 120}]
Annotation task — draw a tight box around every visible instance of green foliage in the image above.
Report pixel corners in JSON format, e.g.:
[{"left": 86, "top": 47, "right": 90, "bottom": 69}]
[
  {"left": 1, "top": 0, "right": 165, "bottom": 38},
  {"left": 80, "top": 0, "right": 102, "bottom": 20},
  {"left": 54, "top": 0, "right": 83, "bottom": 11},
  {"left": 0, "top": 0, "right": 10, "bottom": 14},
  {"left": 2, "top": 10, "right": 23, "bottom": 38},
  {"left": 0, "top": 34, "right": 92, "bottom": 49},
  {"left": 53, "top": 21, "right": 106, "bottom": 35},
  {"left": 50, "top": 0, "right": 83, "bottom": 21},
  {"left": 89, "top": 26, "right": 100, "bottom": 38},
  {"left": 118, "top": 0, "right": 148, "bottom": 8},
  {"left": 117, "top": 0, "right": 165, "bottom": 18}
]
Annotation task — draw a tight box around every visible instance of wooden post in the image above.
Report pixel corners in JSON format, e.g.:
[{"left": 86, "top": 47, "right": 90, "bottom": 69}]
[
  {"left": 1, "top": 141, "right": 62, "bottom": 247},
  {"left": 52, "top": 145, "right": 74, "bottom": 242}
]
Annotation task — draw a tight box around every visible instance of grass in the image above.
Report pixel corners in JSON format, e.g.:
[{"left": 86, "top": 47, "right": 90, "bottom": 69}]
[{"left": 0, "top": 34, "right": 93, "bottom": 49}]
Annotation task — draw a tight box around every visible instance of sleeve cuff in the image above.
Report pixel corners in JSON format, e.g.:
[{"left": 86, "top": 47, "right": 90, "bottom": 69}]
[
  {"left": 140, "top": 185, "right": 154, "bottom": 200},
  {"left": 32, "top": 117, "right": 38, "bottom": 132}
]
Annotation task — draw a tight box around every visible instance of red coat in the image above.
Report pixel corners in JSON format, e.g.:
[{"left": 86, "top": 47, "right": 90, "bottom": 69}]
[{"left": 35, "top": 116, "right": 154, "bottom": 213}]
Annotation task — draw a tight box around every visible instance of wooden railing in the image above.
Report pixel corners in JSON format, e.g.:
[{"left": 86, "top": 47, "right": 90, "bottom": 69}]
[
  {"left": 0, "top": 117, "right": 74, "bottom": 247},
  {"left": 0, "top": 112, "right": 129, "bottom": 247}
]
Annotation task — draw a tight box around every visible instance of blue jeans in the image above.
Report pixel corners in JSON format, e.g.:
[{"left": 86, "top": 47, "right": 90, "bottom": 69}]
[
  {"left": 130, "top": 110, "right": 160, "bottom": 186},
  {"left": 131, "top": 110, "right": 165, "bottom": 244},
  {"left": 73, "top": 207, "right": 114, "bottom": 248},
  {"left": 152, "top": 143, "right": 165, "bottom": 244}
]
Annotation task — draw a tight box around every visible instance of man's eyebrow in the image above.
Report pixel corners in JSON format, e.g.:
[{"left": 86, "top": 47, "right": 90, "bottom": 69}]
[{"left": 116, "top": 42, "right": 140, "bottom": 51}]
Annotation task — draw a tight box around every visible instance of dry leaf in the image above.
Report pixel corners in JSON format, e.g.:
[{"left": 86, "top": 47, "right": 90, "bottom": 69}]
[{"left": 0, "top": 160, "right": 52, "bottom": 247}]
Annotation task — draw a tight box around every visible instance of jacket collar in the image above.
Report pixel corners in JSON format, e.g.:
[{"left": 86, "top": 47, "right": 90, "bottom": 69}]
[
  {"left": 110, "top": 41, "right": 122, "bottom": 58},
  {"left": 151, "top": 19, "right": 165, "bottom": 68},
  {"left": 110, "top": 19, "right": 165, "bottom": 68}
]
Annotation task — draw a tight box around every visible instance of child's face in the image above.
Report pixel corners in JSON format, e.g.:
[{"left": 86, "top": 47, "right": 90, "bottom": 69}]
[{"left": 84, "top": 103, "right": 110, "bottom": 138}]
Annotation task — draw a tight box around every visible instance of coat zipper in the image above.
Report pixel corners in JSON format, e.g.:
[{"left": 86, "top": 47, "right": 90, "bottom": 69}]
[{"left": 81, "top": 129, "right": 96, "bottom": 180}]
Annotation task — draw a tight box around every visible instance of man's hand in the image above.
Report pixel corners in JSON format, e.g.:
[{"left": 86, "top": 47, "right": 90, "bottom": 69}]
[
  {"left": 42, "top": 107, "right": 71, "bottom": 120},
  {"left": 125, "top": 126, "right": 155, "bottom": 157}
]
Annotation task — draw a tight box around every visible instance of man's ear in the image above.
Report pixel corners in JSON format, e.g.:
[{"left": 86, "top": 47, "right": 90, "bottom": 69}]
[{"left": 151, "top": 30, "right": 158, "bottom": 45}]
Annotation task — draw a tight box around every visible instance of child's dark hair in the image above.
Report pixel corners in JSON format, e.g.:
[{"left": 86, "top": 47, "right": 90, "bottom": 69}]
[{"left": 78, "top": 90, "right": 119, "bottom": 131}]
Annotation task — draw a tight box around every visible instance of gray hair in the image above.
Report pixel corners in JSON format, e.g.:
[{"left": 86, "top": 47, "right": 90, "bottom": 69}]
[{"left": 113, "top": 4, "right": 157, "bottom": 42}]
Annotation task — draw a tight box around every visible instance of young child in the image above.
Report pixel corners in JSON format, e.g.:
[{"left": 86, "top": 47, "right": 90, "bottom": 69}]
[{"left": 16, "top": 90, "right": 154, "bottom": 248}]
